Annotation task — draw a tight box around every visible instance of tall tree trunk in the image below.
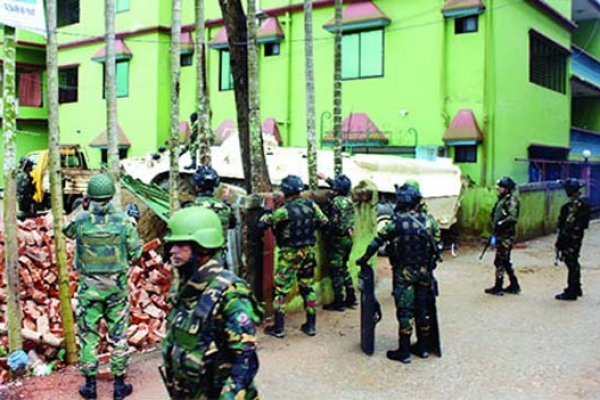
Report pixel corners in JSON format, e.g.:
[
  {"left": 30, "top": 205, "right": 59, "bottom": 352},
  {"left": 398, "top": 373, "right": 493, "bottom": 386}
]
[
  {"left": 2, "top": 25, "right": 23, "bottom": 353},
  {"left": 217, "top": 0, "right": 271, "bottom": 194},
  {"left": 45, "top": 0, "right": 78, "bottom": 364},
  {"left": 105, "top": 0, "right": 121, "bottom": 208},
  {"left": 195, "top": 0, "right": 212, "bottom": 166},
  {"left": 304, "top": 0, "right": 318, "bottom": 190},
  {"left": 333, "top": 0, "right": 343, "bottom": 175},
  {"left": 246, "top": 0, "right": 270, "bottom": 192},
  {"left": 169, "top": 0, "right": 182, "bottom": 213}
]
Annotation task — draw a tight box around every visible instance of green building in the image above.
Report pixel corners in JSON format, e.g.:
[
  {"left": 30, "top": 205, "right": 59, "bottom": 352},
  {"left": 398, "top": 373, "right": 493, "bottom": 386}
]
[{"left": 2, "top": 0, "right": 600, "bottom": 199}]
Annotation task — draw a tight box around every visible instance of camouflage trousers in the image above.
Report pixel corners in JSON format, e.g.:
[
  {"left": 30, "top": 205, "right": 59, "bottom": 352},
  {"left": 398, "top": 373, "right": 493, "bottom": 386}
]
[
  {"left": 76, "top": 282, "right": 130, "bottom": 377},
  {"left": 391, "top": 265, "right": 430, "bottom": 335},
  {"left": 327, "top": 236, "right": 354, "bottom": 297},
  {"left": 273, "top": 246, "right": 317, "bottom": 315},
  {"left": 562, "top": 239, "right": 583, "bottom": 293},
  {"left": 493, "top": 235, "right": 516, "bottom": 280}
]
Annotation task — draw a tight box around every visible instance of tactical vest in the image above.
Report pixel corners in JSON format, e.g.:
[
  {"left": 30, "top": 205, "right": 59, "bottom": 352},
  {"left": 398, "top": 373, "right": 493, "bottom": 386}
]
[
  {"left": 390, "top": 212, "right": 432, "bottom": 267},
  {"left": 75, "top": 211, "right": 129, "bottom": 274},
  {"left": 276, "top": 199, "right": 316, "bottom": 248},
  {"left": 332, "top": 196, "right": 354, "bottom": 236}
]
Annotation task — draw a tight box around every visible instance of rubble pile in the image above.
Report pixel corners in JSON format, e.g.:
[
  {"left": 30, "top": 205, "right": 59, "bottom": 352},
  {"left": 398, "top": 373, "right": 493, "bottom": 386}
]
[{"left": 0, "top": 214, "right": 171, "bottom": 383}]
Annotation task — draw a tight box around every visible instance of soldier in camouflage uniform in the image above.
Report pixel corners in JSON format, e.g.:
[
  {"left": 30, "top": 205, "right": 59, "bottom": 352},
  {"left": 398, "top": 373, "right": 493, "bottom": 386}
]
[
  {"left": 318, "top": 173, "right": 358, "bottom": 312},
  {"left": 554, "top": 178, "right": 592, "bottom": 301},
  {"left": 485, "top": 176, "right": 521, "bottom": 296},
  {"left": 161, "top": 206, "right": 262, "bottom": 399},
  {"left": 16, "top": 158, "right": 35, "bottom": 220},
  {"left": 258, "top": 174, "right": 329, "bottom": 338},
  {"left": 63, "top": 173, "right": 142, "bottom": 400},
  {"left": 184, "top": 112, "right": 199, "bottom": 170},
  {"left": 357, "top": 185, "right": 438, "bottom": 364}
]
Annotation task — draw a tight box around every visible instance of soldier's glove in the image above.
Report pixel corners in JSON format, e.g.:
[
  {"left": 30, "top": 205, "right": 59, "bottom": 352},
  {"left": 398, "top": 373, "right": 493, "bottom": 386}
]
[
  {"left": 125, "top": 202, "right": 141, "bottom": 222},
  {"left": 356, "top": 256, "right": 369, "bottom": 268},
  {"left": 374, "top": 301, "right": 383, "bottom": 324}
]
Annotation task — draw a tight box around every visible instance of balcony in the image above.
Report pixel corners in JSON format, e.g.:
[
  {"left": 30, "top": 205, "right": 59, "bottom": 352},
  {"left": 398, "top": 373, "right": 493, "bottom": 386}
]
[{"left": 571, "top": 46, "right": 600, "bottom": 98}]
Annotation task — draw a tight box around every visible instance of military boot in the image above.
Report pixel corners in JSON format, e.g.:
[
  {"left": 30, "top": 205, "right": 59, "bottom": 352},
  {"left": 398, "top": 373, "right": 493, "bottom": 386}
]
[
  {"left": 79, "top": 375, "right": 97, "bottom": 400},
  {"left": 323, "top": 294, "right": 345, "bottom": 312},
  {"left": 484, "top": 278, "right": 504, "bottom": 296},
  {"left": 555, "top": 290, "right": 577, "bottom": 301},
  {"left": 504, "top": 274, "right": 521, "bottom": 294},
  {"left": 411, "top": 325, "right": 430, "bottom": 359},
  {"left": 264, "top": 312, "right": 285, "bottom": 338},
  {"left": 387, "top": 334, "right": 411, "bottom": 364},
  {"left": 300, "top": 313, "right": 316, "bottom": 336},
  {"left": 113, "top": 375, "right": 133, "bottom": 400},
  {"left": 344, "top": 287, "right": 359, "bottom": 308},
  {"left": 184, "top": 156, "right": 197, "bottom": 170}
]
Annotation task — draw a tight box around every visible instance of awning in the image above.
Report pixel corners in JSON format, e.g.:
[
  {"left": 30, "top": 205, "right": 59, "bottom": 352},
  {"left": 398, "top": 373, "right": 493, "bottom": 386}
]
[
  {"left": 214, "top": 119, "right": 236, "bottom": 145},
  {"left": 181, "top": 31, "right": 194, "bottom": 55},
  {"left": 442, "top": 0, "right": 486, "bottom": 18},
  {"left": 91, "top": 39, "right": 133, "bottom": 63},
  {"left": 179, "top": 121, "right": 190, "bottom": 141},
  {"left": 262, "top": 117, "right": 283, "bottom": 145},
  {"left": 322, "top": 112, "right": 389, "bottom": 147},
  {"left": 323, "top": 1, "right": 391, "bottom": 33},
  {"left": 208, "top": 26, "right": 228, "bottom": 49},
  {"left": 443, "top": 109, "right": 484, "bottom": 145},
  {"left": 257, "top": 17, "right": 285, "bottom": 44},
  {"left": 89, "top": 125, "right": 131, "bottom": 148}
]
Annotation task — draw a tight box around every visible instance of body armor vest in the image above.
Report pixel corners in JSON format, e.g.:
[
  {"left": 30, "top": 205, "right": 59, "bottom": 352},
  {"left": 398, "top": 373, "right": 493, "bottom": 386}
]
[
  {"left": 76, "top": 212, "right": 129, "bottom": 274},
  {"left": 332, "top": 196, "right": 354, "bottom": 236},
  {"left": 277, "top": 199, "right": 316, "bottom": 248},
  {"left": 391, "top": 212, "right": 432, "bottom": 267}
]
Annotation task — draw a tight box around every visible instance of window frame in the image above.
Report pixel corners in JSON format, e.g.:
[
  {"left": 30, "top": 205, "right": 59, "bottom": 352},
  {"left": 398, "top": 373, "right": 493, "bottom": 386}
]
[
  {"left": 219, "top": 50, "right": 234, "bottom": 91},
  {"left": 57, "top": 0, "right": 80, "bottom": 27},
  {"left": 341, "top": 28, "right": 385, "bottom": 81},
  {"left": 59, "top": 65, "right": 79, "bottom": 104},
  {"left": 528, "top": 30, "right": 569, "bottom": 94},
  {"left": 102, "top": 60, "right": 130, "bottom": 98},
  {"left": 115, "top": 0, "right": 130, "bottom": 13},
  {"left": 453, "top": 145, "right": 478, "bottom": 163},
  {"left": 264, "top": 42, "right": 280, "bottom": 57},
  {"left": 455, "top": 15, "right": 478, "bottom": 34}
]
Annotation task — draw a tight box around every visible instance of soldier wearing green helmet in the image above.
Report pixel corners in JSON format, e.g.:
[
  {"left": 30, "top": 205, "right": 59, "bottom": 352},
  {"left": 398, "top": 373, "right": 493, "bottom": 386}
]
[
  {"left": 63, "top": 173, "right": 142, "bottom": 400},
  {"left": 161, "top": 206, "right": 262, "bottom": 400}
]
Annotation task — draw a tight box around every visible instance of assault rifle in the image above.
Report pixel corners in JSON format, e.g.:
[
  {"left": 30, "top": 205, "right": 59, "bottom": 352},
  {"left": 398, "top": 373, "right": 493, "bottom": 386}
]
[
  {"left": 158, "top": 365, "right": 173, "bottom": 398},
  {"left": 479, "top": 235, "right": 496, "bottom": 260}
]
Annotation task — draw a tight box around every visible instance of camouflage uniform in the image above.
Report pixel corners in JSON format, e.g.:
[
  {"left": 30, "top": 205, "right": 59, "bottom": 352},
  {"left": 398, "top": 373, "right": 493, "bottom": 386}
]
[
  {"left": 162, "top": 259, "right": 262, "bottom": 400},
  {"left": 555, "top": 180, "right": 591, "bottom": 300},
  {"left": 16, "top": 164, "right": 35, "bottom": 219},
  {"left": 259, "top": 191, "right": 329, "bottom": 337},
  {"left": 63, "top": 201, "right": 142, "bottom": 378},
  {"left": 194, "top": 194, "right": 236, "bottom": 247}
]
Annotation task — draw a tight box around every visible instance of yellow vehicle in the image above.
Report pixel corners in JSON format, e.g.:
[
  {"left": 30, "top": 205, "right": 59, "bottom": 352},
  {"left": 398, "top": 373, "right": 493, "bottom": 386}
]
[{"left": 25, "top": 144, "right": 100, "bottom": 213}]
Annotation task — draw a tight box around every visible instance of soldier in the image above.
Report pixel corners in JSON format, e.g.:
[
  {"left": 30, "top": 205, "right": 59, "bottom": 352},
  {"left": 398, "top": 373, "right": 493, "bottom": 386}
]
[
  {"left": 190, "top": 164, "right": 236, "bottom": 263},
  {"left": 485, "top": 176, "right": 521, "bottom": 296},
  {"left": 357, "top": 185, "right": 438, "bottom": 364},
  {"left": 554, "top": 178, "right": 592, "bottom": 301},
  {"left": 317, "top": 173, "right": 358, "bottom": 312},
  {"left": 16, "top": 158, "right": 36, "bottom": 220},
  {"left": 184, "top": 112, "right": 199, "bottom": 170},
  {"left": 161, "top": 206, "right": 262, "bottom": 399},
  {"left": 62, "top": 173, "right": 142, "bottom": 400},
  {"left": 403, "top": 179, "right": 442, "bottom": 248},
  {"left": 258, "top": 174, "right": 329, "bottom": 338}
]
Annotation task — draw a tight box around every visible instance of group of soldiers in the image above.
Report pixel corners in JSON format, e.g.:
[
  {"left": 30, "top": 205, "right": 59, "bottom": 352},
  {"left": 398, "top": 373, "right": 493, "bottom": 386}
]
[{"left": 59, "top": 159, "right": 591, "bottom": 399}]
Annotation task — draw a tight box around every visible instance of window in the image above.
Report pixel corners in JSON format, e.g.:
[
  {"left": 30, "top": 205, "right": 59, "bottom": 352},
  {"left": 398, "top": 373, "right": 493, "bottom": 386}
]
[
  {"left": 100, "top": 148, "right": 128, "bottom": 164},
  {"left": 57, "top": 0, "right": 79, "bottom": 27},
  {"left": 16, "top": 70, "right": 43, "bottom": 107},
  {"left": 219, "top": 50, "right": 234, "bottom": 91},
  {"left": 529, "top": 31, "right": 568, "bottom": 94},
  {"left": 454, "top": 145, "right": 477, "bottom": 163},
  {"left": 115, "top": 0, "right": 130, "bottom": 13},
  {"left": 103, "top": 61, "right": 130, "bottom": 98},
  {"left": 455, "top": 16, "right": 478, "bottom": 34},
  {"left": 264, "top": 43, "right": 280, "bottom": 57},
  {"left": 59, "top": 67, "right": 78, "bottom": 103},
  {"left": 181, "top": 53, "right": 193, "bottom": 67},
  {"left": 342, "top": 29, "right": 384, "bottom": 80}
]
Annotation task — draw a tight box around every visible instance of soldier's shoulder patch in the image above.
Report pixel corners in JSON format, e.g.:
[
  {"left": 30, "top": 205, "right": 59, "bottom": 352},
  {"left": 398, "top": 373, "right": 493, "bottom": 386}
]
[{"left": 235, "top": 312, "right": 251, "bottom": 327}]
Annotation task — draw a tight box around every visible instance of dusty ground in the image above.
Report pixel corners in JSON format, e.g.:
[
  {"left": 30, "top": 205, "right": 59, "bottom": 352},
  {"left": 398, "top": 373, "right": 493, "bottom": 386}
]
[{"left": 2, "top": 221, "right": 600, "bottom": 400}]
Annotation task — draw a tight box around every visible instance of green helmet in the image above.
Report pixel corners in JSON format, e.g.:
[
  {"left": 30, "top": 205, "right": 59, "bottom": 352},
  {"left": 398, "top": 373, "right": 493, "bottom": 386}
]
[
  {"left": 87, "top": 173, "right": 116, "bottom": 200},
  {"left": 404, "top": 179, "right": 420, "bottom": 191},
  {"left": 165, "top": 206, "right": 224, "bottom": 249}
]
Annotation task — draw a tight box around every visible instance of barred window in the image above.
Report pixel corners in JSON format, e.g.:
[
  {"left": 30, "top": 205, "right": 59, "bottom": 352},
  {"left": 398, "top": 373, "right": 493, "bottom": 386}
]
[
  {"left": 529, "top": 30, "right": 568, "bottom": 94},
  {"left": 59, "top": 67, "right": 78, "bottom": 103}
]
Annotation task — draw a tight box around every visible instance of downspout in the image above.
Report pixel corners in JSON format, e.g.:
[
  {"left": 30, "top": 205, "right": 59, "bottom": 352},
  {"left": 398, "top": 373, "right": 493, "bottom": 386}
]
[
  {"left": 483, "top": 1, "right": 494, "bottom": 186},
  {"left": 284, "top": 10, "right": 293, "bottom": 145}
]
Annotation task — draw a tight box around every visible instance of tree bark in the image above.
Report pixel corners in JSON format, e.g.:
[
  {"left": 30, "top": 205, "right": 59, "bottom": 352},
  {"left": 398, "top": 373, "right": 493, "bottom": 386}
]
[
  {"left": 333, "top": 0, "right": 344, "bottom": 175},
  {"left": 304, "top": 0, "right": 318, "bottom": 190},
  {"left": 195, "top": 0, "right": 212, "bottom": 166},
  {"left": 169, "top": 0, "right": 182, "bottom": 213}
]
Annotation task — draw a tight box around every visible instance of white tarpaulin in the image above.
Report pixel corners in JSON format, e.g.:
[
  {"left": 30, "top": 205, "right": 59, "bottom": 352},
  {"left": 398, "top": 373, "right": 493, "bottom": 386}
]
[{"left": 0, "top": 0, "right": 46, "bottom": 36}]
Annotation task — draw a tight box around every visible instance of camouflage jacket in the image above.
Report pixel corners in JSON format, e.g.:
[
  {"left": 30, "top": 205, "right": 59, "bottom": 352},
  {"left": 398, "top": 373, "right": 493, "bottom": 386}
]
[
  {"left": 491, "top": 192, "right": 520, "bottom": 237},
  {"left": 326, "top": 195, "right": 354, "bottom": 237},
  {"left": 194, "top": 194, "right": 236, "bottom": 239},
  {"left": 557, "top": 195, "right": 591, "bottom": 244},
  {"left": 16, "top": 170, "right": 34, "bottom": 198}
]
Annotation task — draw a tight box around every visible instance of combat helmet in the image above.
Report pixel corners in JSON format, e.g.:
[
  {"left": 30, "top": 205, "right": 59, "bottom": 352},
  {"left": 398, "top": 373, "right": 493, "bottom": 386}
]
[
  {"left": 193, "top": 164, "right": 220, "bottom": 192},
  {"left": 403, "top": 179, "right": 420, "bottom": 191},
  {"left": 87, "top": 173, "right": 115, "bottom": 201},
  {"left": 332, "top": 174, "right": 352, "bottom": 196},
  {"left": 496, "top": 176, "right": 516, "bottom": 191},
  {"left": 562, "top": 178, "right": 583, "bottom": 196},
  {"left": 395, "top": 184, "right": 421, "bottom": 210},
  {"left": 165, "top": 206, "right": 224, "bottom": 249},
  {"left": 281, "top": 174, "right": 304, "bottom": 196}
]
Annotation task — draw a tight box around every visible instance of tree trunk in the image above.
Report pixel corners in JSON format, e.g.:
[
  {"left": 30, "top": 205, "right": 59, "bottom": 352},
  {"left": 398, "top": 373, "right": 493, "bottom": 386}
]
[
  {"left": 304, "top": 0, "right": 318, "bottom": 190},
  {"left": 2, "top": 24, "right": 23, "bottom": 353},
  {"left": 105, "top": 0, "right": 122, "bottom": 208},
  {"left": 333, "top": 0, "right": 343, "bottom": 175},
  {"left": 45, "top": 0, "right": 78, "bottom": 364},
  {"left": 195, "top": 0, "right": 212, "bottom": 166},
  {"left": 169, "top": 0, "right": 182, "bottom": 213}
]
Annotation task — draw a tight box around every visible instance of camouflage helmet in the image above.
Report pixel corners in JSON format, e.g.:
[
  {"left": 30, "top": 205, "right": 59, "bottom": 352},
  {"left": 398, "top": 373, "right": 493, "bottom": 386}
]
[
  {"left": 496, "top": 176, "right": 516, "bottom": 191},
  {"left": 562, "top": 178, "right": 583, "bottom": 196},
  {"left": 281, "top": 174, "right": 304, "bottom": 196},
  {"left": 165, "top": 206, "right": 224, "bottom": 249},
  {"left": 395, "top": 184, "right": 421, "bottom": 208},
  {"left": 193, "top": 164, "right": 220, "bottom": 192},
  {"left": 403, "top": 179, "right": 420, "bottom": 191},
  {"left": 87, "top": 173, "right": 115, "bottom": 201},
  {"left": 332, "top": 174, "right": 352, "bottom": 196}
]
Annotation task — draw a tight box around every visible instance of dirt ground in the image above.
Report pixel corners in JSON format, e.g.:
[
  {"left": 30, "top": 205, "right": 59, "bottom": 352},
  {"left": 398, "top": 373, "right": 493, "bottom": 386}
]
[{"left": 2, "top": 221, "right": 600, "bottom": 400}]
